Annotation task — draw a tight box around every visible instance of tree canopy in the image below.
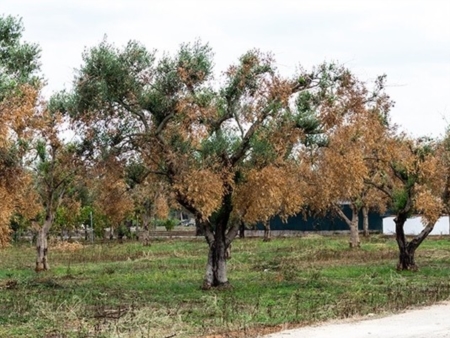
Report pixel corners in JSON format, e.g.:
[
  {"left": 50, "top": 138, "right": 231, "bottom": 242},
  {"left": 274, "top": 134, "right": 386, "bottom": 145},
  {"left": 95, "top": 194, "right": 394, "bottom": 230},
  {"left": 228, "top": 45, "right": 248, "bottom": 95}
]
[
  {"left": 0, "top": 15, "right": 41, "bottom": 98},
  {"left": 58, "top": 38, "right": 399, "bottom": 287},
  {"left": 0, "top": 16, "right": 448, "bottom": 286}
]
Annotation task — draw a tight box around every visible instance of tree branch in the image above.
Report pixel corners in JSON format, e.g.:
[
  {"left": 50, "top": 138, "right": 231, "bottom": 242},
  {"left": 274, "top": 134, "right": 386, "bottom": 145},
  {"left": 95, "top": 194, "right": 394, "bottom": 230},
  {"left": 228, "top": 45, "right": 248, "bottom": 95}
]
[
  {"left": 230, "top": 110, "right": 269, "bottom": 165},
  {"left": 333, "top": 204, "right": 352, "bottom": 227},
  {"left": 119, "top": 99, "right": 150, "bottom": 133},
  {"left": 203, "top": 221, "right": 215, "bottom": 246},
  {"left": 155, "top": 113, "right": 175, "bottom": 145},
  {"left": 364, "top": 179, "right": 393, "bottom": 199},
  {"left": 408, "top": 222, "right": 435, "bottom": 250},
  {"left": 225, "top": 223, "right": 240, "bottom": 246}
]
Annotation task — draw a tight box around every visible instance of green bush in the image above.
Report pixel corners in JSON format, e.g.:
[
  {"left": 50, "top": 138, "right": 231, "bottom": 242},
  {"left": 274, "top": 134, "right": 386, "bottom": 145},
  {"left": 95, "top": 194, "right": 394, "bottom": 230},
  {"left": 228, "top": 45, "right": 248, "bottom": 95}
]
[{"left": 156, "top": 218, "right": 178, "bottom": 231}]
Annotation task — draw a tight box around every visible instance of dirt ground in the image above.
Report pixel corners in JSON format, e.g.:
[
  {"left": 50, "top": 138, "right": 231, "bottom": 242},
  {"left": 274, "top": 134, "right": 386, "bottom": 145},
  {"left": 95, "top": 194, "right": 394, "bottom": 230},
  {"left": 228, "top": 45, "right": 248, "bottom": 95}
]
[{"left": 263, "top": 301, "right": 450, "bottom": 338}]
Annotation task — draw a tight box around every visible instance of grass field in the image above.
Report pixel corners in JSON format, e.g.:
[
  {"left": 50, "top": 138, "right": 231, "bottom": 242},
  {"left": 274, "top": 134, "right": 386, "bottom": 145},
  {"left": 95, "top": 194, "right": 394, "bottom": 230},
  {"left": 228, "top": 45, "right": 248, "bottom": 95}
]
[{"left": 1, "top": 234, "right": 450, "bottom": 337}]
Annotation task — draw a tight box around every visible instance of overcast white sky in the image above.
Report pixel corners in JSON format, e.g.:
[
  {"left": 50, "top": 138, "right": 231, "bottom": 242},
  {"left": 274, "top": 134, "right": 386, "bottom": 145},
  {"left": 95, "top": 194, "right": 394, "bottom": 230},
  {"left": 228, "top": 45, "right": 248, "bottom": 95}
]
[{"left": 2, "top": 0, "right": 450, "bottom": 137}]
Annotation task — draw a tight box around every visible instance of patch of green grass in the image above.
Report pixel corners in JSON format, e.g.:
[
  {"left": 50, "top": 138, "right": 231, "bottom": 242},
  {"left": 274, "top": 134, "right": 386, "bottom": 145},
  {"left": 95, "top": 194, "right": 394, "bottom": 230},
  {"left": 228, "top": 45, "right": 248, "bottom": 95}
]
[{"left": 1, "top": 235, "right": 450, "bottom": 337}]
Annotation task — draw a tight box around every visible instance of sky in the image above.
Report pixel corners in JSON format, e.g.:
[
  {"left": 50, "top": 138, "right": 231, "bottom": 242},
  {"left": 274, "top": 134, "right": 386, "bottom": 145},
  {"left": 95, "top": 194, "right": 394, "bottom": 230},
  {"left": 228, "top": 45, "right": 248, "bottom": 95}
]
[{"left": 2, "top": 0, "right": 450, "bottom": 137}]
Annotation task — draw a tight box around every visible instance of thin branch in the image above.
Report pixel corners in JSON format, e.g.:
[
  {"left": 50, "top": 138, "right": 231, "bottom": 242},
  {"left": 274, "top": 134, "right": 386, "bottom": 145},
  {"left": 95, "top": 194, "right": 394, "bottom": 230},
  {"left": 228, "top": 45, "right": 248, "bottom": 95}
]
[
  {"left": 234, "top": 112, "right": 245, "bottom": 139},
  {"left": 364, "top": 179, "right": 393, "bottom": 198},
  {"left": 230, "top": 107, "right": 270, "bottom": 165},
  {"left": 154, "top": 112, "right": 175, "bottom": 146},
  {"left": 210, "top": 113, "right": 233, "bottom": 135},
  {"left": 119, "top": 99, "right": 150, "bottom": 133},
  {"left": 390, "top": 163, "right": 407, "bottom": 183},
  {"left": 155, "top": 113, "right": 174, "bottom": 136}
]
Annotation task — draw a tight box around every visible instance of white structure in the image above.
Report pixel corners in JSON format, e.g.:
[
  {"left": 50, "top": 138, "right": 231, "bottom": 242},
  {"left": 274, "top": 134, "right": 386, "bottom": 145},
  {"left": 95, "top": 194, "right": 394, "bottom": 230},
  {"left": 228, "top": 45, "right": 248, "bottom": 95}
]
[{"left": 383, "top": 216, "right": 450, "bottom": 235}]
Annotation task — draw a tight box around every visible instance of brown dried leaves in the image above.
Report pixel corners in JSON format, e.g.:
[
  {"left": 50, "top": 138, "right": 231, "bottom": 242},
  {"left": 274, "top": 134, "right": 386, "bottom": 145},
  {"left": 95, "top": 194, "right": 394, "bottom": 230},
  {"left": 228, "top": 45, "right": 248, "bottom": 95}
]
[
  {"left": 174, "top": 169, "right": 228, "bottom": 219},
  {"left": 234, "top": 164, "right": 306, "bottom": 224}
]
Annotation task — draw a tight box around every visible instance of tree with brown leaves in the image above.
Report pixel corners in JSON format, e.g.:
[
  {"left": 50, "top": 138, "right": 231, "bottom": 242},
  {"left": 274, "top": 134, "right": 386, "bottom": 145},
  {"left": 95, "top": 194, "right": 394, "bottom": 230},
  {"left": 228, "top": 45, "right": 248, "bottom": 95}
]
[
  {"left": 0, "top": 86, "right": 40, "bottom": 245},
  {"left": 60, "top": 38, "right": 380, "bottom": 288},
  {"left": 0, "top": 15, "right": 41, "bottom": 246},
  {"left": 367, "top": 134, "right": 446, "bottom": 270},
  {"left": 89, "top": 156, "right": 134, "bottom": 240},
  {"left": 308, "top": 76, "right": 391, "bottom": 247}
]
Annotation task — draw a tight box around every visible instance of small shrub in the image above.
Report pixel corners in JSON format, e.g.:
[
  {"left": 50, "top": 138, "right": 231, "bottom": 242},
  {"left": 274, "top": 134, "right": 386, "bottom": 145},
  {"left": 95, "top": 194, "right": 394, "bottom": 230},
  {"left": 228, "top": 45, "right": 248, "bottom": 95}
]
[
  {"left": 155, "top": 218, "right": 178, "bottom": 231},
  {"left": 117, "top": 224, "right": 131, "bottom": 239}
]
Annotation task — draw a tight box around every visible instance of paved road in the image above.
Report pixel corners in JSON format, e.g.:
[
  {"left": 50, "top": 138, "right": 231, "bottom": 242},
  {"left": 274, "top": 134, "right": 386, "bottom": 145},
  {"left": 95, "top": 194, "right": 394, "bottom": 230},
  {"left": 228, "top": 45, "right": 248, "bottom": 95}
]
[{"left": 263, "top": 302, "right": 450, "bottom": 338}]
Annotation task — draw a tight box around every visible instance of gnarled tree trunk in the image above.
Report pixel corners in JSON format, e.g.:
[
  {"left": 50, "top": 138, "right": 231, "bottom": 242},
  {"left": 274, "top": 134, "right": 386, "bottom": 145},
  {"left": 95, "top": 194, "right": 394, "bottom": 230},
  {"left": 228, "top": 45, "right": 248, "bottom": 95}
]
[
  {"left": 35, "top": 216, "right": 52, "bottom": 272},
  {"left": 335, "top": 204, "right": 360, "bottom": 248},
  {"left": 204, "top": 235, "right": 229, "bottom": 288},
  {"left": 139, "top": 228, "right": 151, "bottom": 246},
  {"left": 349, "top": 205, "right": 360, "bottom": 248},
  {"left": 395, "top": 213, "right": 435, "bottom": 271},
  {"left": 203, "top": 229, "right": 237, "bottom": 288},
  {"left": 362, "top": 206, "right": 369, "bottom": 237},
  {"left": 196, "top": 218, "right": 205, "bottom": 236},
  {"left": 263, "top": 221, "right": 271, "bottom": 242},
  {"left": 140, "top": 203, "right": 152, "bottom": 246},
  {"left": 239, "top": 221, "right": 245, "bottom": 238},
  {"left": 201, "top": 194, "right": 239, "bottom": 289},
  {"left": 349, "top": 218, "right": 360, "bottom": 248}
]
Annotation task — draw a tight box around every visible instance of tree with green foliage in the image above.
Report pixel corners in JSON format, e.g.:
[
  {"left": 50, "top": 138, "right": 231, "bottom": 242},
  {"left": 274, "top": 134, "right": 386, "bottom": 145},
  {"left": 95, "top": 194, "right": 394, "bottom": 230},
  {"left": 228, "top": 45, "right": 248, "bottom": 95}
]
[
  {"left": 0, "top": 15, "right": 41, "bottom": 99},
  {"left": 60, "top": 38, "right": 370, "bottom": 288}
]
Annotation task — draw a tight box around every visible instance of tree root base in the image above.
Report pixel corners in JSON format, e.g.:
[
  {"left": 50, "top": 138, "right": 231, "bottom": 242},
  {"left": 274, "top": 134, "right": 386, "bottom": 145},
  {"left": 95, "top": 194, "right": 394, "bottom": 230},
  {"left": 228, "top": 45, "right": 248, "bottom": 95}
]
[
  {"left": 397, "top": 264, "right": 419, "bottom": 272},
  {"left": 201, "top": 281, "right": 232, "bottom": 291}
]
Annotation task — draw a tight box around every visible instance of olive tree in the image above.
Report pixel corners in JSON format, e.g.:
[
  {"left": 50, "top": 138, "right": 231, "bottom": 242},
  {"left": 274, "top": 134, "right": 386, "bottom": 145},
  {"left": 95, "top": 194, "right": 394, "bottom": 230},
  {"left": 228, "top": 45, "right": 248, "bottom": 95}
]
[{"left": 62, "top": 39, "right": 360, "bottom": 288}]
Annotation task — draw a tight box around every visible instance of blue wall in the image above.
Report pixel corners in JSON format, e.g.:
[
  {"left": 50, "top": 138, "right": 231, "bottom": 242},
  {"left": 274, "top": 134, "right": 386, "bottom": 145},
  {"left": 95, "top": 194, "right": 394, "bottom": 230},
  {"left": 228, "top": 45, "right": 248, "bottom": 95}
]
[{"left": 256, "top": 205, "right": 383, "bottom": 232}]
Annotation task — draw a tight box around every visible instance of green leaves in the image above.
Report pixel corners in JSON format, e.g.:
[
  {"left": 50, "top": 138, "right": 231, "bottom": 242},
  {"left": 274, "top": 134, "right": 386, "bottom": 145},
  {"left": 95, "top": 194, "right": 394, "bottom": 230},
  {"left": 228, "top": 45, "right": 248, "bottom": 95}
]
[
  {"left": 392, "top": 188, "right": 409, "bottom": 213},
  {"left": 201, "top": 132, "right": 239, "bottom": 160},
  {"left": 248, "top": 134, "right": 277, "bottom": 165},
  {"left": 223, "top": 50, "right": 273, "bottom": 103},
  {"left": 0, "top": 144, "right": 19, "bottom": 174},
  {"left": 76, "top": 37, "right": 154, "bottom": 114},
  {"left": 176, "top": 40, "right": 214, "bottom": 90},
  {"left": 125, "top": 160, "right": 149, "bottom": 188},
  {"left": 36, "top": 139, "right": 47, "bottom": 162},
  {"left": 0, "top": 15, "right": 41, "bottom": 98}
]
